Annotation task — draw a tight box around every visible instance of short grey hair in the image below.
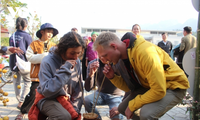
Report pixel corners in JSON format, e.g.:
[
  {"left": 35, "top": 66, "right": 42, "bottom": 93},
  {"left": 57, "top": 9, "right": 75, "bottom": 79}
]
[{"left": 93, "top": 32, "right": 121, "bottom": 51}]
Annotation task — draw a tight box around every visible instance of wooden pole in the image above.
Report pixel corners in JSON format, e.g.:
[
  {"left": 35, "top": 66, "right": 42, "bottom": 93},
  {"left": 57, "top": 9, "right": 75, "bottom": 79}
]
[{"left": 192, "top": 3, "right": 200, "bottom": 119}]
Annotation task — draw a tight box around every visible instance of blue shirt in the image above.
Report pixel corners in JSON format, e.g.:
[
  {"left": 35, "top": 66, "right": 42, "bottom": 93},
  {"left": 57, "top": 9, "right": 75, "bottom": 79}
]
[{"left": 9, "top": 30, "right": 32, "bottom": 71}]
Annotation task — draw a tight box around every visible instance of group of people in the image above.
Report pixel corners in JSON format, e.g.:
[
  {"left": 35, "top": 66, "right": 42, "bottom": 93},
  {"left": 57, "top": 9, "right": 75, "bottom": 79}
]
[
  {"left": 5, "top": 16, "right": 194, "bottom": 120},
  {"left": 8, "top": 17, "right": 58, "bottom": 120},
  {"left": 157, "top": 26, "right": 196, "bottom": 76}
]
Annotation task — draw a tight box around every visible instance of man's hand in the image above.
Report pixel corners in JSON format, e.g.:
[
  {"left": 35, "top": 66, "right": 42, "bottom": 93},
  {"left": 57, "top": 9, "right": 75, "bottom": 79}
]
[
  {"left": 8, "top": 47, "right": 24, "bottom": 56},
  {"left": 89, "top": 61, "right": 99, "bottom": 77},
  {"left": 66, "top": 60, "right": 77, "bottom": 69},
  {"left": 125, "top": 106, "right": 134, "bottom": 119},
  {"left": 109, "top": 107, "right": 120, "bottom": 118},
  {"left": 103, "top": 64, "right": 114, "bottom": 79}
]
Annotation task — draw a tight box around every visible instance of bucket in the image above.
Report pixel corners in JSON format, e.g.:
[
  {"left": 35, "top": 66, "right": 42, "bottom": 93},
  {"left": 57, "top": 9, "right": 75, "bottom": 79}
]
[{"left": 83, "top": 113, "right": 98, "bottom": 120}]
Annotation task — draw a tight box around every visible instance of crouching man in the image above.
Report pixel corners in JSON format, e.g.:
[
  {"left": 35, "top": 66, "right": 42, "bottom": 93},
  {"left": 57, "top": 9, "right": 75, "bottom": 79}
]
[{"left": 93, "top": 32, "right": 189, "bottom": 120}]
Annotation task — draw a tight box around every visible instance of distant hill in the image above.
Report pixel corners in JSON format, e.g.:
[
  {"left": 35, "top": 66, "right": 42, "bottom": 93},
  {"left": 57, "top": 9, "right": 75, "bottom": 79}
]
[{"left": 141, "top": 18, "right": 198, "bottom": 32}]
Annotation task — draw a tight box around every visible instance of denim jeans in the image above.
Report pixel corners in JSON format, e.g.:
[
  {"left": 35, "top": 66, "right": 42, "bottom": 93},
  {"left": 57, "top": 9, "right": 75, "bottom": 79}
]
[{"left": 84, "top": 91, "right": 123, "bottom": 119}]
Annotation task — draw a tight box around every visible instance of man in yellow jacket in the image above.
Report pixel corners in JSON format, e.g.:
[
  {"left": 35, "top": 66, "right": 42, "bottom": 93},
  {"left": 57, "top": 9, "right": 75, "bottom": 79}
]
[{"left": 93, "top": 32, "right": 189, "bottom": 120}]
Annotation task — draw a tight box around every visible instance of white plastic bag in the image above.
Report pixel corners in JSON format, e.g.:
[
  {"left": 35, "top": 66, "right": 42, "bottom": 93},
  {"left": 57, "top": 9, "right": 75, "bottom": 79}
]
[{"left": 15, "top": 55, "right": 30, "bottom": 74}]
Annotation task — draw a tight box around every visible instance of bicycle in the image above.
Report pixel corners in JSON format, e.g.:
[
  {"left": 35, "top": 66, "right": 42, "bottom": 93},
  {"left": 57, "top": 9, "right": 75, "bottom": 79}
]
[
  {"left": 0, "top": 55, "right": 13, "bottom": 83},
  {"left": 1, "top": 66, "right": 13, "bottom": 83}
]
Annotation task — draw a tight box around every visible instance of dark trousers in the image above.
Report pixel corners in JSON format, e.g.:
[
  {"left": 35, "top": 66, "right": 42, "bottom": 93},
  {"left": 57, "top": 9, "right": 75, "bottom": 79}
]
[
  {"left": 40, "top": 99, "right": 72, "bottom": 120},
  {"left": 20, "top": 82, "right": 39, "bottom": 114},
  {"left": 177, "top": 63, "right": 189, "bottom": 78}
]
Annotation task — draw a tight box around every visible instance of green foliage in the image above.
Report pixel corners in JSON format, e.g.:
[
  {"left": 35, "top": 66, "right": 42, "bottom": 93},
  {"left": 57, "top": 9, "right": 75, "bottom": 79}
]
[
  {"left": 0, "top": 0, "right": 27, "bottom": 28},
  {"left": 1, "top": 37, "right": 9, "bottom": 46},
  {"left": 27, "top": 12, "right": 41, "bottom": 40},
  {"left": 180, "top": 93, "right": 200, "bottom": 119},
  {"left": 1, "top": 0, "right": 41, "bottom": 40}
]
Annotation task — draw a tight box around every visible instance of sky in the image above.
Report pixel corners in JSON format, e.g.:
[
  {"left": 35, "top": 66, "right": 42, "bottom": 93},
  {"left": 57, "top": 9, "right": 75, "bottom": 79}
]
[{"left": 7, "top": 0, "right": 199, "bottom": 37}]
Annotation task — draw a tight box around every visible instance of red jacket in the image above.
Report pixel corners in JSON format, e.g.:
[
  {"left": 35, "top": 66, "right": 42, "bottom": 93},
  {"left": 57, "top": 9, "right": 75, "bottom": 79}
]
[{"left": 28, "top": 90, "right": 81, "bottom": 120}]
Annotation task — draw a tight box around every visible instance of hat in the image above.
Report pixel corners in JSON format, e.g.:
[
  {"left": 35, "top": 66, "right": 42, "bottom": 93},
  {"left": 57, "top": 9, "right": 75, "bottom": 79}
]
[
  {"left": 91, "top": 31, "right": 98, "bottom": 36},
  {"left": 36, "top": 23, "right": 59, "bottom": 38}
]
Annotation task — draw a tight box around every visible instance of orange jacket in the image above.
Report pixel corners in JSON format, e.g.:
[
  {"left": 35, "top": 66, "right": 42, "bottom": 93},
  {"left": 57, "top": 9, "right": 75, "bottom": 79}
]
[
  {"left": 28, "top": 90, "right": 81, "bottom": 120},
  {"left": 28, "top": 40, "right": 56, "bottom": 82}
]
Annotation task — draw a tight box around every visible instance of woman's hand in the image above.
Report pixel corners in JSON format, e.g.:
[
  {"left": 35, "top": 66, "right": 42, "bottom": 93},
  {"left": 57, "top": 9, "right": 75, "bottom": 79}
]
[
  {"left": 66, "top": 60, "right": 77, "bottom": 69},
  {"left": 9, "top": 47, "right": 24, "bottom": 56}
]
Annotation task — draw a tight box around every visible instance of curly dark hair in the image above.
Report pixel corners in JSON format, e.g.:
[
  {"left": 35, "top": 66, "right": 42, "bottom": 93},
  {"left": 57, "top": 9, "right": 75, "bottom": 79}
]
[{"left": 54, "top": 31, "right": 85, "bottom": 56}]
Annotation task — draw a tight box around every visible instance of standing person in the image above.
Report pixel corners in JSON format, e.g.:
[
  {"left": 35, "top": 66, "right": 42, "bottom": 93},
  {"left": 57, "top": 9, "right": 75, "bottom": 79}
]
[
  {"left": 82, "top": 36, "right": 90, "bottom": 80},
  {"left": 84, "top": 58, "right": 124, "bottom": 120},
  {"left": 178, "top": 26, "right": 197, "bottom": 69},
  {"left": 71, "top": 27, "right": 78, "bottom": 33},
  {"left": 28, "top": 31, "right": 85, "bottom": 120},
  {"left": 93, "top": 32, "right": 189, "bottom": 120},
  {"left": 85, "top": 32, "right": 98, "bottom": 67},
  {"left": 15, "top": 23, "right": 58, "bottom": 120},
  {"left": 9, "top": 17, "right": 32, "bottom": 109},
  {"left": 157, "top": 33, "right": 173, "bottom": 56},
  {"left": 131, "top": 24, "right": 144, "bottom": 39}
]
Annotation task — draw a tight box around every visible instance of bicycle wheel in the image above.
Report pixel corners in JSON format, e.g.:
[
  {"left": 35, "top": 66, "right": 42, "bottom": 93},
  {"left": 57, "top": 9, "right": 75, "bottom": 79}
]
[{"left": 1, "top": 66, "right": 13, "bottom": 83}]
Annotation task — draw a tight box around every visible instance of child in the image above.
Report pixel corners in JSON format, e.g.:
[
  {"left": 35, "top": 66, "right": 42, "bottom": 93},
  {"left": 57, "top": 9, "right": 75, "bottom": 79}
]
[{"left": 15, "top": 23, "right": 58, "bottom": 120}]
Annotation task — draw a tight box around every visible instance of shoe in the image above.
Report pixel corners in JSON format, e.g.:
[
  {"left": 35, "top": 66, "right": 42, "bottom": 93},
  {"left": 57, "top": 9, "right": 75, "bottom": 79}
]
[{"left": 15, "top": 114, "right": 24, "bottom": 120}]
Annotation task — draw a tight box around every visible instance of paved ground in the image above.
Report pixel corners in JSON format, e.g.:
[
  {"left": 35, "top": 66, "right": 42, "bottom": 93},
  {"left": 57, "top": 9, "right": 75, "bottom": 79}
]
[{"left": 0, "top": 83, "right": 190, "bottom": 120}]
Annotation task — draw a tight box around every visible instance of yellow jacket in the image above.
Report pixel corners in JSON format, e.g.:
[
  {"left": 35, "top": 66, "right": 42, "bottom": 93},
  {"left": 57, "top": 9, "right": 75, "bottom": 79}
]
[{"left": 110, "top": 36, "right": 189, "bottom": 112}]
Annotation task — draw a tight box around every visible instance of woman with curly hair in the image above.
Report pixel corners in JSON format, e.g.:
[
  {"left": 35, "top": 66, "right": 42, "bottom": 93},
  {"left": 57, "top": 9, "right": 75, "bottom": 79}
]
[{"left": 28, "top": 31, "right": 85, "bottom": 120}]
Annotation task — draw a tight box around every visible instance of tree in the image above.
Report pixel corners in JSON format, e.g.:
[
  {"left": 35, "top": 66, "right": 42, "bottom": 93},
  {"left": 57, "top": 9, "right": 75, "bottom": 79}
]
[
  {"left": 1, "top": 0, "right": 41, "bottom": 40},
  {"left": 27, "top": 12, "right": 41, "bottom": 40},
  {"left": 0, "top": 0, "right": 27, "bottom": 28}
]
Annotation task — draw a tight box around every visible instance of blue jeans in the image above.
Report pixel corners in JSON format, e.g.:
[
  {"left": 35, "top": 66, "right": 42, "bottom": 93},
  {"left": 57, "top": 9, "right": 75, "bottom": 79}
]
[{"left": 84, "top": 91, "right": 123, "bottom": 119}]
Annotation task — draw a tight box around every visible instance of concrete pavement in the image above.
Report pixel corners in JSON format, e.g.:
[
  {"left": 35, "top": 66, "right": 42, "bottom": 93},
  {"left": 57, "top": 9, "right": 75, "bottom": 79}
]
[{"left": 0, "top": 83, "right": 190, "bottom": 120}]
